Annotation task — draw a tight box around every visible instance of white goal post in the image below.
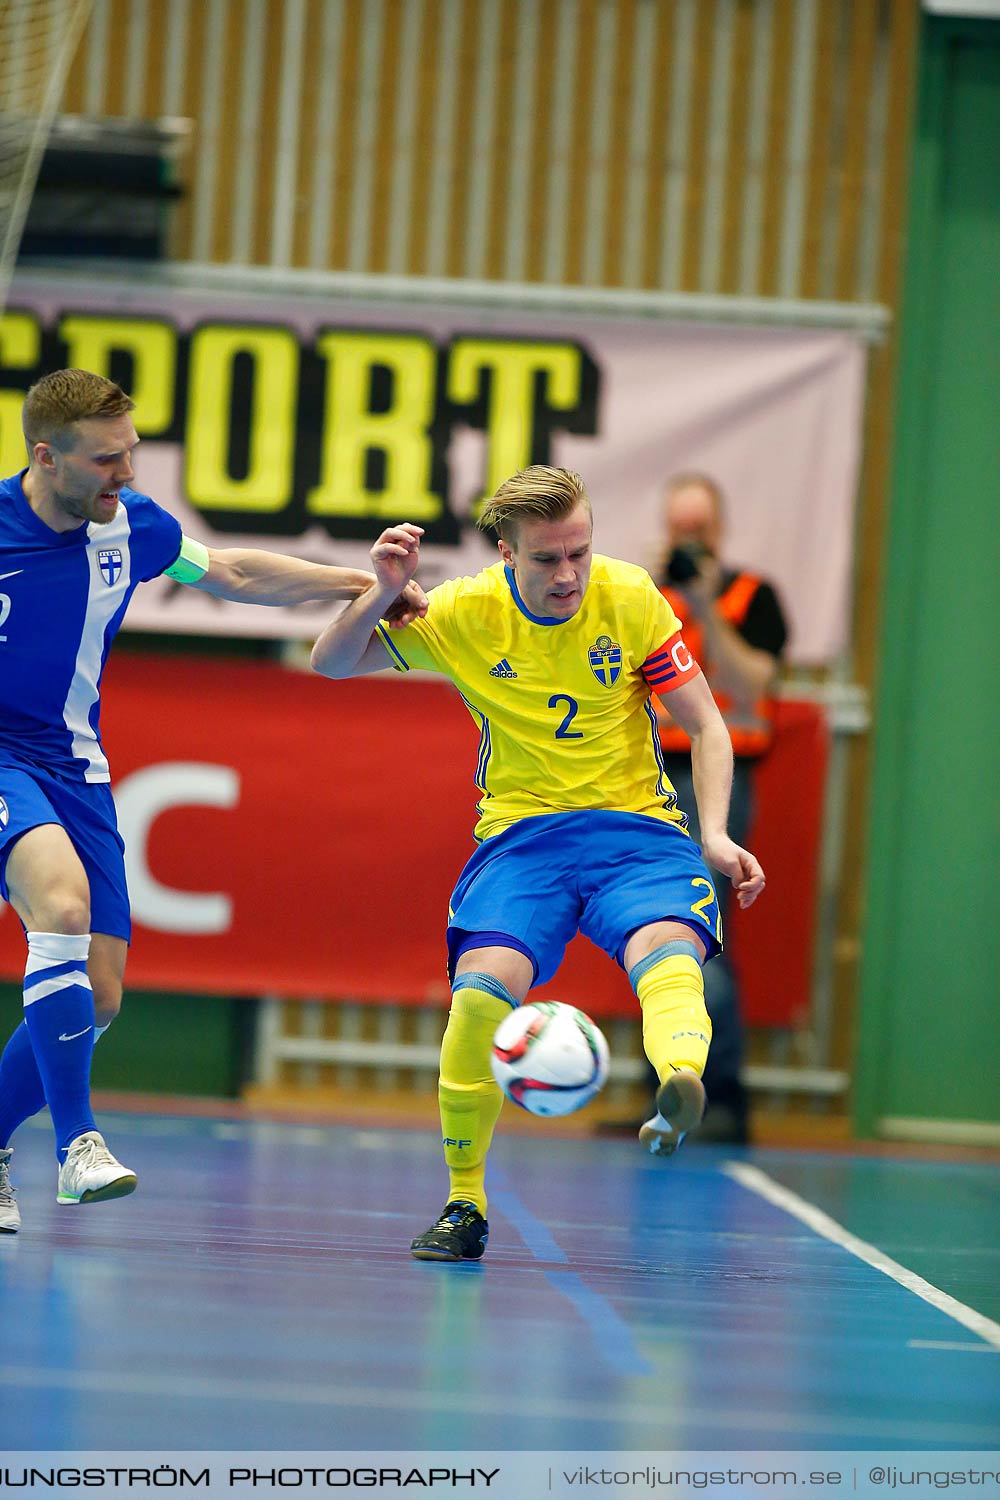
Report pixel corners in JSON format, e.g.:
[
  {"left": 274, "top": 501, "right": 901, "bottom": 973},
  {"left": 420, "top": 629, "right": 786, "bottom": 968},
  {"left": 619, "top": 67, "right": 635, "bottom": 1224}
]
[{"left": 0, "top": 0, "right": 92, "bottom": 316}]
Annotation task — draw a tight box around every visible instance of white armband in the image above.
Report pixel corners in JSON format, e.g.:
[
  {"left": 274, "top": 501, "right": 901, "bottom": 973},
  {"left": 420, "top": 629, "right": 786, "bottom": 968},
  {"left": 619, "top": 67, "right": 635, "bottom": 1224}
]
[{"left": 163, "top": 535, "right": 211, "bottom": 584}]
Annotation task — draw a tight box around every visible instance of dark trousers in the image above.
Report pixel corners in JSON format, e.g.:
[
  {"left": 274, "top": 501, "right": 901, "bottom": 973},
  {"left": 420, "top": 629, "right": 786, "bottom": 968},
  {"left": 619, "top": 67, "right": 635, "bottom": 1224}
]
[{"left": 662, "top": 753, "right": 754, "bottom": 1115}]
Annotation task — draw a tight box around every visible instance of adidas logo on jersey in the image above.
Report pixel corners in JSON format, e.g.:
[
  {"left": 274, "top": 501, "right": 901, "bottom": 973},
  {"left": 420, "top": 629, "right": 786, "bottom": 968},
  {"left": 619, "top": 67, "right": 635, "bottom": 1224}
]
[{"left": 489, "top": 658, "right": 518, "bottom": 679}]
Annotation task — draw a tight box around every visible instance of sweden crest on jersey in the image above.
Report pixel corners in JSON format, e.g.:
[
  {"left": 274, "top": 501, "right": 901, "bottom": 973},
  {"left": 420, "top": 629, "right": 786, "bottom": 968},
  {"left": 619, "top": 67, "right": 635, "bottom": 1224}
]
[
  {"left": 98, "top": 548, "right": 123, "bottom": 586},
  {"left": 588, "top": 634, "right": 622, "bottom": 687}
]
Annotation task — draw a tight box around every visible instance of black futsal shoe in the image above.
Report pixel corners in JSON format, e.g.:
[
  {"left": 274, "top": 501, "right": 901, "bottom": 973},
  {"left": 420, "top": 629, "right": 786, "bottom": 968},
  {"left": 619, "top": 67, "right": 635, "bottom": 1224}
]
[{"left": 410, "top": 1200, "right": 489, "bottom": 1261}]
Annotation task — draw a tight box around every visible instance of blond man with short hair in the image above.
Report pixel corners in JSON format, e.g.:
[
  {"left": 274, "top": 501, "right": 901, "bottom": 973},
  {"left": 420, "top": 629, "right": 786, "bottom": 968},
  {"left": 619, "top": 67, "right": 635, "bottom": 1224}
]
[{"left": 312, "top": 464, "right": 765, "bottom": 1262}]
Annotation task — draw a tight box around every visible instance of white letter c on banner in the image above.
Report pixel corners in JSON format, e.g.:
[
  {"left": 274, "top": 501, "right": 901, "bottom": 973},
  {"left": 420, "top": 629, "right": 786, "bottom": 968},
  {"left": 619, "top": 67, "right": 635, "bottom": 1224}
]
[{"left": 115, "top": 763, "right": 241, "bottom": 934}]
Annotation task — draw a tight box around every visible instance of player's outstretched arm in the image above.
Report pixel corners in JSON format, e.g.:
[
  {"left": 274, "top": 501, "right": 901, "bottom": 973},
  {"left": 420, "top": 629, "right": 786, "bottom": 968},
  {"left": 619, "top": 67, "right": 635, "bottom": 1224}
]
[
  {"left": 660, "top": 674, "right": 766, "bottom": 909},
  {"left": 179, "top": 542, "right": 427, "bottom": 624},
  {"left": 311, "top": 523, "right": 424, "bottom": 680},
  {"left": 187, "top": 547, "right": 372, "bottom": 603}
]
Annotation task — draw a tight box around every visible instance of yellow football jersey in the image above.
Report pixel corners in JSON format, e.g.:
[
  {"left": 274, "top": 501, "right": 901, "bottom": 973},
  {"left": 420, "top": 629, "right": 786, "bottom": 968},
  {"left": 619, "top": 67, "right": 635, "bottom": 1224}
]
[{"left": 376, "top": 555, "right": 701, "bottom": 840}]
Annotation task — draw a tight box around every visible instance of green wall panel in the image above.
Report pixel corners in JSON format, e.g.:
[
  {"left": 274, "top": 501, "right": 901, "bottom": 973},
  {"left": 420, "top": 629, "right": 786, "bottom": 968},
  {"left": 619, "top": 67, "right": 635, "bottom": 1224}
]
[
  {"left": 0, "top": 983, "right": 251, "bottom": 1100},
  {"left": 855, "top": 17, "right": 1000, "bottom": 1137}
]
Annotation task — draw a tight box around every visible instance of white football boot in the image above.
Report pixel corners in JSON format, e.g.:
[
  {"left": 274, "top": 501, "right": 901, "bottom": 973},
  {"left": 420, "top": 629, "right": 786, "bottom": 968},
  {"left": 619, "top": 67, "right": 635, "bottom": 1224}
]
[
  {"left": 638, "top": 1070, "right": 706, "bottom": 1155},
  {"left": 57, "top": 1130, "right": 137, "bottom": 1204},
  {"left": 0, "top": 1146, "right": 20, "bottom": 1232}
]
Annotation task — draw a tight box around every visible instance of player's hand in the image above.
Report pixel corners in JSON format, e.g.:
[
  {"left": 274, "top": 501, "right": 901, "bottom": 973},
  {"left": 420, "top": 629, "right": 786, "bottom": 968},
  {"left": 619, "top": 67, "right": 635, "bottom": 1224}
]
[
  {"left": 371, "top": 524, "right": 424, "bottom": 597},
  {"left": 701, "top": 836, "right": 766, "bottom": 909},
  {"left": 382, "top": 578, "right": 429, "bottom": 628}
]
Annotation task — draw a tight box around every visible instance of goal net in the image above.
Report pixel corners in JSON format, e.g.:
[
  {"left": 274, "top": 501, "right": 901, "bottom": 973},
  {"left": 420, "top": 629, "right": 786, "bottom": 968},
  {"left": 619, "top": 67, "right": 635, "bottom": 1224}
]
[{"left": 0, "top": 0, "right": 92, "bottom": 316}]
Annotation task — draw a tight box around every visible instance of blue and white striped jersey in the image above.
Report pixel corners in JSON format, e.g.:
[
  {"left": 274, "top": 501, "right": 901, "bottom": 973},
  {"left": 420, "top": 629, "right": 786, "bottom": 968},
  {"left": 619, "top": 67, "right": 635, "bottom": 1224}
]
[{"left": 0, "top": 470, "right": 182, "bottom": 782}]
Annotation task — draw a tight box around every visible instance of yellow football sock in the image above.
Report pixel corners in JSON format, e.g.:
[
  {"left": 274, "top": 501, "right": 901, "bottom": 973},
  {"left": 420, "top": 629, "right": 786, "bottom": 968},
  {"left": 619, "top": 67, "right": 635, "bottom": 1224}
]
[
  {"left": 628, "top": 940, "right": 712, "bottom": 1082},
  {"left": 438, "top": 974, "right": 516, "bottom": 1216}
]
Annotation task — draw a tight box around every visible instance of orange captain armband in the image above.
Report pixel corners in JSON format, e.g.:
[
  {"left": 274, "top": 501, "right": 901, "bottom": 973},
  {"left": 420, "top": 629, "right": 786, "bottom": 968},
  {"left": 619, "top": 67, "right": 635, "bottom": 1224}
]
[{"left": 641, "top": 630, "right": 702, "bottom": 694}]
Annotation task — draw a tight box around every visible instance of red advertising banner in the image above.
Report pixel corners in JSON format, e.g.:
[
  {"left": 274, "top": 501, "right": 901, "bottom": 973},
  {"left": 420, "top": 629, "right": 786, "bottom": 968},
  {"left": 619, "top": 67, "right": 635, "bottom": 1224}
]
[{"left": 0, "top": 655, "right": 826, "bottom": 1026}]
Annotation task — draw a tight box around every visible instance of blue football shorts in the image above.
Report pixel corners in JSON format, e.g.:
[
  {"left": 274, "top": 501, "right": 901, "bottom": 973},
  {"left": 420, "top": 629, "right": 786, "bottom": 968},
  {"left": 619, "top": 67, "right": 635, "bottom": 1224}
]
[
  {"left": 447, "top": 809, "right": 723, "bottom": 986},
  {"left": 0, "top": 759, "right": 131, "bottom": 940}
]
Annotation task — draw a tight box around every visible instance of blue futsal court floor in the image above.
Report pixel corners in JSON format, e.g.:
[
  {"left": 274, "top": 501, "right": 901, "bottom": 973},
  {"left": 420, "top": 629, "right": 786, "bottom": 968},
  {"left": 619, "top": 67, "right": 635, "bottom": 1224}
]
[{"left": 1, "top": 1108, "right": 998, "bottom": 1453}]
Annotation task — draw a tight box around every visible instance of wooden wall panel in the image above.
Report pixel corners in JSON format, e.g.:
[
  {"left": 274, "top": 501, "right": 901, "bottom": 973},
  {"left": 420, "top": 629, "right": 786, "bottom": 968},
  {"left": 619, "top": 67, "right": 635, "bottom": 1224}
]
[{"left": 17, "top": 0, "right": 914, "bottom": 307}]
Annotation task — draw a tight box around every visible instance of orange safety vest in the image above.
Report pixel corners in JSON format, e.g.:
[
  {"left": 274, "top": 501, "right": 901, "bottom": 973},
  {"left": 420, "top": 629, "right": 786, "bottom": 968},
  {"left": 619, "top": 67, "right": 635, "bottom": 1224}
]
[{"left": 658, "top": 572, "right": 776, "bottom": 757}]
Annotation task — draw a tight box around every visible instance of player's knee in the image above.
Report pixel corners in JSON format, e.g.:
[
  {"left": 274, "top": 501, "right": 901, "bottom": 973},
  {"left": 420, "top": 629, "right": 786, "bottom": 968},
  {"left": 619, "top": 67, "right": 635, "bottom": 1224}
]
[
  {"left": 91, "top": 977, "right": 123, "bottom": 1027},
  {"left": 35, "top": 890, "right": 91, "bottom": 936},
  {"left": 454, "top": 945, "right": 533, "bottom": 999},
  {"left": 624, "top": 921, "right": 707, "bottom": 971}
]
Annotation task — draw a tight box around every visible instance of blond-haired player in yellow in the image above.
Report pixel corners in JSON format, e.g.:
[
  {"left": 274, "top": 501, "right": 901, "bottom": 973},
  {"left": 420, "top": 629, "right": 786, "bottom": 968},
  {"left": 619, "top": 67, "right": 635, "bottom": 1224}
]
[{"left": 311, "top": 466, "right": 765, "bottom": 1262}]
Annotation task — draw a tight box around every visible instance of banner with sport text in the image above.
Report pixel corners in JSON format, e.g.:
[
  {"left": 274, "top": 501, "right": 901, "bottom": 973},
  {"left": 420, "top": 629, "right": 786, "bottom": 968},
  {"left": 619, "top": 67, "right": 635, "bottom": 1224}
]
[
  {"left": 1, "top": 270, "right": 866, "bottom": 663},
  {"left": 0, "top": 656, "right": 826, "bottom": 1026}
]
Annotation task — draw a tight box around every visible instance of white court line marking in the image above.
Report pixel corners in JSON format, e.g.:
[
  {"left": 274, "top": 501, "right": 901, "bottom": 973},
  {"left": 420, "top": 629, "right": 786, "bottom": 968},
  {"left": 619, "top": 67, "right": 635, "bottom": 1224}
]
[{"left": 725, "top": 1161, "right": 1000, "bottom": 1351}]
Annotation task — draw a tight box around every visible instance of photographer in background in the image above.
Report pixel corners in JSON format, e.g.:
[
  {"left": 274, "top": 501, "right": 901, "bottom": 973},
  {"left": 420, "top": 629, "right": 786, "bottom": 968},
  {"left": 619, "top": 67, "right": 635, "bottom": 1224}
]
[{"left": 655, "top": 472, "right": 788, "bottom": 1144}]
